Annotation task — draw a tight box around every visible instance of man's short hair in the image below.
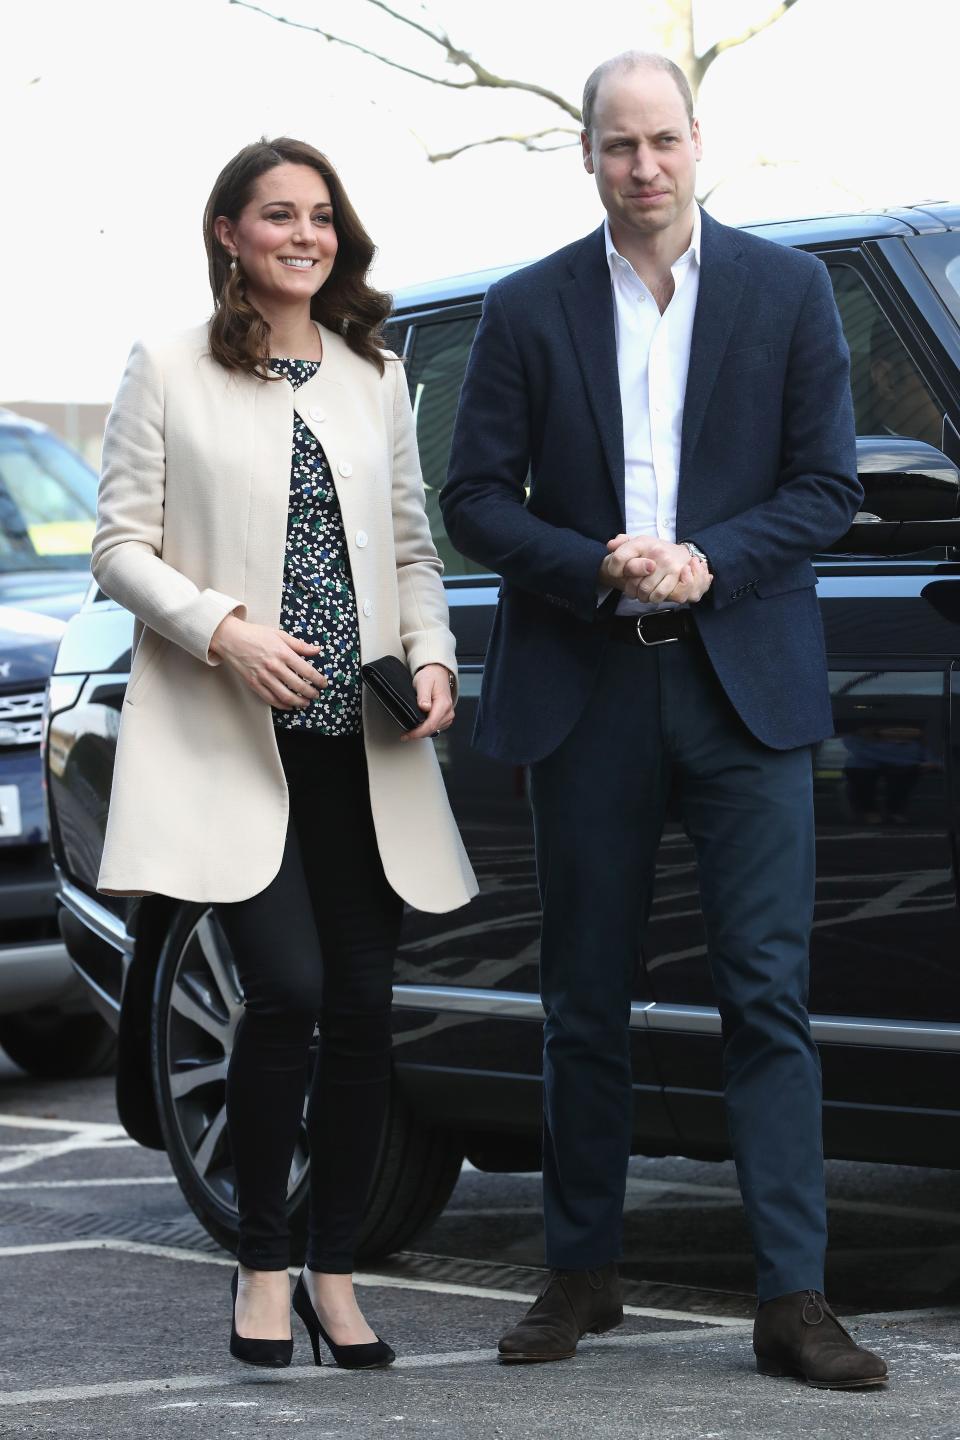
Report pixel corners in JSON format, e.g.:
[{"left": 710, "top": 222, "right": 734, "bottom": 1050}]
[{"left": 581, "top": 51, "right": 695, "bottom": 134}]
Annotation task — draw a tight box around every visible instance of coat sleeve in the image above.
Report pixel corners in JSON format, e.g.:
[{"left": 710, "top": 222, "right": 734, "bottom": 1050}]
[
  {"left": 688, "top": 260, "right": 863, "bottom": 610},
  {"left": 91, "top": 340, "right": 246, "bottom": 664},
  {"left": 439, "top": 283, "right": 609, "bottom": 624},
  {"left": 388, "top": 356, "right": 459, "bottom": 697}
]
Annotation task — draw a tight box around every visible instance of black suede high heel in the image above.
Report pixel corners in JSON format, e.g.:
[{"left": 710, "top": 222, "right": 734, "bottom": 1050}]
[
  {"left": 230, "top": 1268, "right": 294, "bottom": 1368},
  {"left": 292, "top": 1273, "right": 395, "bottom": 1369}
]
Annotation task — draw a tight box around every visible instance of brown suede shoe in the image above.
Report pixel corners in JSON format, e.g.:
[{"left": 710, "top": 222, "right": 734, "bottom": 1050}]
[
  {"left": 754, "top": 1290, "right": 888, "bottom": 1389},
  {"left": 498, "top": 1263, "right": 623, "bottom": 1363}
]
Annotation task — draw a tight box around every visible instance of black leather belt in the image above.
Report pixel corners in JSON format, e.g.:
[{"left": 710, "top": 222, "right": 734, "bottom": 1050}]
[{"left": 603, "top": 610, "right": 698, "bottom": 646}]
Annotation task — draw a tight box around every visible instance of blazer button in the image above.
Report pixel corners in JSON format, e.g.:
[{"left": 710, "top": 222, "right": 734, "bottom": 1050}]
[
  {"left": 338, "top": 460, "right": 353, "bottom": 477},
  {"left": 308, "top": 406, "right": 325, "bottom": 422},
  {"left": 355, "top": 530, "right": 368, "bottom": 548},
  {"left": 362, "top": 599, "right": 373, "bottom": 617}
]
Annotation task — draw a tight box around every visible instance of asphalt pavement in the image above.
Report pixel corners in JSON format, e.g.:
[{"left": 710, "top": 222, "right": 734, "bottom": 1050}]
[{"left": 1, "top": 1049, "right": 959, "bottom": 1439}]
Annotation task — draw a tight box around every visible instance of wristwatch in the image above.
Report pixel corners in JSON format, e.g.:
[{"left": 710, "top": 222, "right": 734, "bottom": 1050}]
[{"left": 681, "top": 540, "right": 709, "bottom": 566}]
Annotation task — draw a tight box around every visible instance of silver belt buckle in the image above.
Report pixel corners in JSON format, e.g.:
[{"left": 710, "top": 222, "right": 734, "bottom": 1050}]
[{"left": 636, "top": 614, "right": 679, "bottom": 646}]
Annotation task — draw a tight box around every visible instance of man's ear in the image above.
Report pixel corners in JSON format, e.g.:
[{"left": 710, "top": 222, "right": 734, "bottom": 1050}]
[{"left": 581, "top": 129, "right": 595, "bottom": 175}]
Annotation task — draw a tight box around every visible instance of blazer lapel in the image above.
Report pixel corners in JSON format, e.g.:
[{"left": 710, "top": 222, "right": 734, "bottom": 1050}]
[
  {"left": 559, "top": 226, "right": 625, "bottom": 517},
  {"left": 679, "top": 209, "right": 747, "bottom": 490}
]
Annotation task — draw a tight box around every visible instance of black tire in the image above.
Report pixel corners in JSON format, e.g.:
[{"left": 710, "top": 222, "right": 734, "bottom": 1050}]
[
  {"left": 356, "top": 1083, "right": 464, "bottom": 1262},
  {"left": 151, "top": 902, "right": 464, "bottom": 1263},
  {"left": 0, "top": 1009, "right": 117, "bottom": 1078}
]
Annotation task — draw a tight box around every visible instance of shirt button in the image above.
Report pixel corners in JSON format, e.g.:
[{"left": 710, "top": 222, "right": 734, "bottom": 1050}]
[
  {"left": 338, "top": 460, "right": 353, "bottom": 477},
  {"left": 308, "top": 406, "right": 325, "bottom": 422},
  {"left": 362, "top": 599, "right": 373, "bottom": 617},
  {"left": 355, "top": 530, "right": 368, "bottom": 548}
]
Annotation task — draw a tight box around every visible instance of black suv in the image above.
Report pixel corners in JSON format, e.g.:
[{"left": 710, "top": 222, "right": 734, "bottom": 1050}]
[{"left": 45, "top": 203, "right": 960, "bottom": 1261}]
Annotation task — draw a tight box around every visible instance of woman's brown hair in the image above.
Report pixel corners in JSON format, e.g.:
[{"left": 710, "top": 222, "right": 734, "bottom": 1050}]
[{"left": 203, "top": 137, "right": 393, "bottom": 376}]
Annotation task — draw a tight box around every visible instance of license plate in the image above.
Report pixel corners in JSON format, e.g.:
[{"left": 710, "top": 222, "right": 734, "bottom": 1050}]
[{"left": 0, "top": 786, "right": 22, "bottom": 838}]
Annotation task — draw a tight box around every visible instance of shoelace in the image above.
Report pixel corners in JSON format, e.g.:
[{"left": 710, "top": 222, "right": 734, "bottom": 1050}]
[{"left": 802, "top": 1290, "right": 856, "bottom": 1342}]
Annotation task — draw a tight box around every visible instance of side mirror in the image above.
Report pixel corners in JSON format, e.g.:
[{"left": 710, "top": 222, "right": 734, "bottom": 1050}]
[{"left": 826, "top": 436, "right": 960, "bottom": 555}]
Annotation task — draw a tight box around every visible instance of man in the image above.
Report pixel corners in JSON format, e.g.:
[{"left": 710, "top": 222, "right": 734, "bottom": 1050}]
[{"left": 440, "top": 52, "right": 888, "bottom": 1389}]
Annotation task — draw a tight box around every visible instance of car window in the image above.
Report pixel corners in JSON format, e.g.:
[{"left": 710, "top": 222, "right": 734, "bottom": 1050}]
[
  {"left": 403, "top": 315, "right": 491, "bottom": 579},
  {"left": 382, "top": 319, "right": 410, "bottom": 359},
  {"left": 905, "top": 232, "right": 960, "bottom": 327},
  {"left": 827, "top": 263, "right": 944, "bottom": 450},
  {"left": 0, "top": 427, "right": 97, "bottom": 572}
]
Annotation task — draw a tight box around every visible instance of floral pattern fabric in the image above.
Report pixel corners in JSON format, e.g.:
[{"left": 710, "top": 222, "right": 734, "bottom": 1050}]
[{"left": 269, "top": 357, "right": 362, "bottom": 735}]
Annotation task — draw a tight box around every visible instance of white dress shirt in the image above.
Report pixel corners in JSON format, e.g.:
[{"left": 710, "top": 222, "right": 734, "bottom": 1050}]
[{"left": 604, "top": 206, "right": 701, "bottom": 615}]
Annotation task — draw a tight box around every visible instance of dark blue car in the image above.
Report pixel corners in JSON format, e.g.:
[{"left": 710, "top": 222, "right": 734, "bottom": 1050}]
[{"left": 0, "top": 410, "right": 115, "bottom": 1076}]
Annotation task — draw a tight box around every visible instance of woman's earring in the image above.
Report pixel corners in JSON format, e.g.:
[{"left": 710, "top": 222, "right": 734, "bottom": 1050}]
[{"left": 229, "top": 256, "right": 237, "bottom": 272}]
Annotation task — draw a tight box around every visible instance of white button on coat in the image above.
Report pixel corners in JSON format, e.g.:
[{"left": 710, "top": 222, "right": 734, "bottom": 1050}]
[
  {"left": 355, "top": 530, "right": 368, "bottom": 548},
  {"left": 338, "top": 460, "right": 353, "bottom": 477},
  {"left": 308, "top": 406, "right": 325, "bottom": 422},
  {"left": 362, "top": 599, "right": 373, "bottom": 617}
]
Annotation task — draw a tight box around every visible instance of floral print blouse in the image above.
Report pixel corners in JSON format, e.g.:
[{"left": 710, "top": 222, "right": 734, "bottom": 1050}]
[{"left": 268, "top": 357, "right": 362, "bottom": 736}]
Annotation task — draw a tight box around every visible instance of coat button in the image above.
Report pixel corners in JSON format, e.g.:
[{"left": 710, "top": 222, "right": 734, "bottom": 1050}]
[
  {"left": 308, "top": 406, "right": 325, "bottom": 422},
  {"left": 338, "top": 460, "right": 353, "bottom": 477},
  {"left": 355, "top": 530, "right": 368, "bottom": 548},
  {"left": 362, "top": 599, "right": 373, "bottom": 617}
]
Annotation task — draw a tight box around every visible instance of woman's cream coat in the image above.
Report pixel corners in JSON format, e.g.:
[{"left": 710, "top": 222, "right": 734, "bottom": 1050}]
[{"left": 92, "top": 321, "right": 478, "bottom": 912}]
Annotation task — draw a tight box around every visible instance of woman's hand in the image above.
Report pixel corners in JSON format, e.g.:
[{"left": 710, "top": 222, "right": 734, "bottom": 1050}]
[
  {"left": 401, "top": 663, "right": 455, "bottom": 743},
  {"left": 210, "top": 615, "right": 328, "bottom": 709}
]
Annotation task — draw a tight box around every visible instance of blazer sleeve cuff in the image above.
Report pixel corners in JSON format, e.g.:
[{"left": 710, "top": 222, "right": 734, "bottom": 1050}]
[
  {"left": 405, "top": 632, "right": 458, "bottom": 699},
  {"left": 194, "top": 592, "right": 247, "bottom": 665}
]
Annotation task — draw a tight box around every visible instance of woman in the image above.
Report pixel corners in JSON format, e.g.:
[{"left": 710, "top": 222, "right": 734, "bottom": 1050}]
[{"left": 93, "top": 137, "right": 477, "bottom": 1369}]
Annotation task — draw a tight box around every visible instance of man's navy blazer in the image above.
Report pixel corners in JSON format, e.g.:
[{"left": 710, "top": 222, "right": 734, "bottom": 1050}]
[{"left": 440, "top": 207, "right": 862, "bottom": 765}]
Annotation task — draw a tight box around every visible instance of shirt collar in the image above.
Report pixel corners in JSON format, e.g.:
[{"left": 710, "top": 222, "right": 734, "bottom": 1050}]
[{"left": 604, "top": 204, "right": 701, "bottom": 280}]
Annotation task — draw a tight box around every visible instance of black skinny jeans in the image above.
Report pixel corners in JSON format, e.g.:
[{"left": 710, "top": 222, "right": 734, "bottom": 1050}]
[{"left": 214, "top": 731, "right": 403, "bottom": 1273}]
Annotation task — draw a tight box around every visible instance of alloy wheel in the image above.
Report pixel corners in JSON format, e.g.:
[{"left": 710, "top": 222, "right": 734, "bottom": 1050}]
[{"left": 162, "top": 907, "right": 311, "bottom": 1215}]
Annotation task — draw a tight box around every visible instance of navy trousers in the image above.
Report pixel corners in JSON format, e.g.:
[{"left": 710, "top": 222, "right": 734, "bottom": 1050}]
[{"left": 529, "top": 631, "right": 827, "bottom": 1302}]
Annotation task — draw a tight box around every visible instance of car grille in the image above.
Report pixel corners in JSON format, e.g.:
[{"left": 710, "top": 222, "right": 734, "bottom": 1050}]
[{"left": 0, "top": 689, "right": 45, "bottom": 747}]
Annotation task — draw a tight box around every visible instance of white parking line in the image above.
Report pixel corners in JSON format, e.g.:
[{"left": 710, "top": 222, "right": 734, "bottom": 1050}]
[
  {"left": 0, "top": 1135, "right": 136, "bottom": 1177},
  {"left": 847, "top": 1304, "right": 960, "bottom": 1324},
  {"left": 355, "top": 1270, "right": 749, "bottom": 1327},
  {"left": 0, "top": 1176, "right": 176, "bottom": 1190},
  {"left": 0, "top": 1239, "right": 954, "bottom": 1410},
  {"left": 0, "top": 1326, "right": 745, "bottom": 1409},
  {"left": 0, "top": 1113, "right": 128, "bottom": 1134},
  {"left": 0, "top": 1113, "right": 136, "bottom": 1176},
  {"left": 0, "top": 1238, "right": 748, "bottom": 1327}
]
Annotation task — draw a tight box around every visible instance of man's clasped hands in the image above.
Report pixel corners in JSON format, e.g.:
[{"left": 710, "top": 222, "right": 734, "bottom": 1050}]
[{"left": 599, "top": 535, "right": 714, "bottom": 605}]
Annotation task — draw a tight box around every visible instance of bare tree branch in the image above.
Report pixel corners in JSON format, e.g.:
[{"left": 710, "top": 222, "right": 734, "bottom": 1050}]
[
  {"left": 362, "top": 0, "right": 449, "bottom": 49},
  {"left": 228, "top": 0, "right": 477, "bottom": 89},
  {"left": 228, "top": 0, "right": 808, "bottom": 161},
  {"left": 427, "top": 128, "right": 580, "bottom": 163},
  {"left": 228, "top": 0, "right": 581, "bottom": 118},
  {"left": 693, "top": 0, "right": 803, "bottom": 89}
]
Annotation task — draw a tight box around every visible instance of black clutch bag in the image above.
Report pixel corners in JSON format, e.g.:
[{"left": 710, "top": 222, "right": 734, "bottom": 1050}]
[{"left": 360, "top": 655, "right": 423, "bottom": 732}]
